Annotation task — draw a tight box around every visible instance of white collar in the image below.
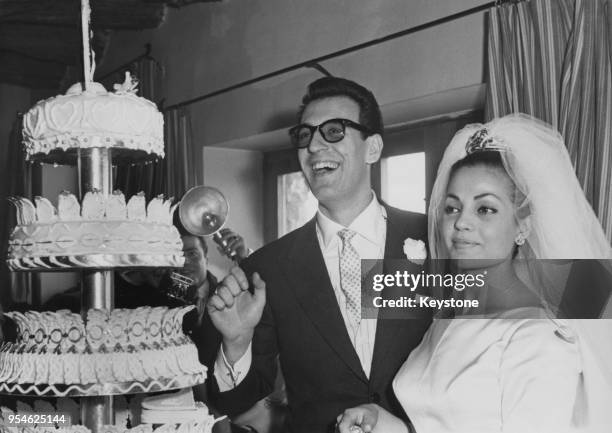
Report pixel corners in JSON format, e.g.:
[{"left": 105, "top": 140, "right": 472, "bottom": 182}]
[{"left": 316, "top": 193, "right": 386, "bottom": 248}]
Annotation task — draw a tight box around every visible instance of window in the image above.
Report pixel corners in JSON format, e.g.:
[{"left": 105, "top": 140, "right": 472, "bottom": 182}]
[
  {"left": 277, "top": 171, "right": 318, "bottom": 237},
  {"left": 381, "top": 152, "right": 426, "bottom": 214}
]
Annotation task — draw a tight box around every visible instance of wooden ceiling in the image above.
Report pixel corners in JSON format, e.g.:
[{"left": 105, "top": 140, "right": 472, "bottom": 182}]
[{"left": 0, "top": 0, "right": 218, "bottom": 89}]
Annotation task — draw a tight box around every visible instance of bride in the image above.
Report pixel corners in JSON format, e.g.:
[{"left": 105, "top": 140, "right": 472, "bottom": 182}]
[{"left": 337, "top": 114, "right": 612, "bottom": 433}]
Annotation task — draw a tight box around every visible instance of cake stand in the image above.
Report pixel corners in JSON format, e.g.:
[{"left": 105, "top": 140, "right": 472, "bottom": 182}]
[
  {"left": 0, "top": 146, "right": 205, "bottom": 431},
  {"left": 0, "top": 2, "right": 205, "bottom": 431}
]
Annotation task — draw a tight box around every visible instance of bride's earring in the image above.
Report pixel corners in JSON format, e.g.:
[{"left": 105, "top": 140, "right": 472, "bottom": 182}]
[{"left": 515, "top": 233, "right": 525, "bottom": 246}]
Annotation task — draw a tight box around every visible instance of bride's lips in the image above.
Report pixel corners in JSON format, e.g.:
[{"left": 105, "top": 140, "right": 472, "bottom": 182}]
[{"left": 452, "top": 238, "right": 479, "bottom": 248}]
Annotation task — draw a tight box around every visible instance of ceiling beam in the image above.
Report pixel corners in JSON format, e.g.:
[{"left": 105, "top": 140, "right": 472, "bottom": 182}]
[
  {"left": 0, "top": 0, "right": 218, "bottom": 89},
  {"left": 0, "top": 0, "right": 166, "bottom": 29},
  {"left": 0, "top": 50, "right": 67, "bottom": 89},
  {"left": 0, "top": 24, "right": 109, "bottom": 64}
]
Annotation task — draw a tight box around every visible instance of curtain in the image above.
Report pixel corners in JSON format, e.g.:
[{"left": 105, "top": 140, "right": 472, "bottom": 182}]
[
  {"left": 164, "top": 107, "right": 201, "bottom": 199},
  {"left": 485, "top": 0, "right": 612, "bottom": 241},
  {"left": 0, "top": 115, "right": 33, "bottom": 308}
]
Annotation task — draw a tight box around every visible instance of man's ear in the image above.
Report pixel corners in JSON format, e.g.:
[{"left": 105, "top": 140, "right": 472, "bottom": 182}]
[{"left": 365, "top": 133, "right": 383, "bottom": 164}]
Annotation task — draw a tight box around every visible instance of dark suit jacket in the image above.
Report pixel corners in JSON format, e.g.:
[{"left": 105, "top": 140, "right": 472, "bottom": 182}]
[{"left": 213, "top": 205, "right": 431, "bottom": 433}]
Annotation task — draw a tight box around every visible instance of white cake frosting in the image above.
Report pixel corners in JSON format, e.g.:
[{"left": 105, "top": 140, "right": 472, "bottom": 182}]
[
  {"left": 141, "top": 389, "right": 215, "bottom": 425},
  {"left": 0, "top": 399, "right": 218, "bottom": 433},
  {"left": 0, "top": 422, "right": 215, "bottom": 433},
  {"left": 7, "top": 191, "right": 183, "bottom": 270},
  {"left": 22, "top": 74, "right": 164, "bottom": 161},
  {"left": 0, "top": 307, "right": 206, "bottom": 387}
]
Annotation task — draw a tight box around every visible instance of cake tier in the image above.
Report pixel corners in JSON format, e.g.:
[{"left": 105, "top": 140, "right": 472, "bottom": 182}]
[
  {"left": 0, "top": 395, "right": 220, "bottom": 432},
  {"left": 0, "top": 423, "right": 216, "bottom": 433},
  {"left": 7, "top": 254, "right": 184, "bottom": 271},
  {"left": 0, "top": 372, "right": 206, "bottom": 398},
  {"left": 0, "top": 406, "right": 217, "bottom": 433},
  {"left": 7, "top": 191, "right": 184, "bottom": 271},
  {"left": 8, "top": 219, "right": 183, "bottom": 271},
  {"left": 141, "top": 389, "right": 213, "bottom": 425},
  {"left": 0, "top": 307, "right": 206, "bottom": 396},
  {"left": 22, "top": 77, "right": 163, "bottom": 164}
]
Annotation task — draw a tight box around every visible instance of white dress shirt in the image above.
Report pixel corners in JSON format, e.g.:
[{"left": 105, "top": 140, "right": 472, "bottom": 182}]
[{"left": 214, "top": 195, "right": 387, "bottom": 390}]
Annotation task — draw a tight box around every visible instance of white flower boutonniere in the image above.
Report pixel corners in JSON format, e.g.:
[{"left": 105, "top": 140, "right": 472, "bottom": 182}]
[{"left": 403, "top": 238, "right": 427, "bottom": 265}]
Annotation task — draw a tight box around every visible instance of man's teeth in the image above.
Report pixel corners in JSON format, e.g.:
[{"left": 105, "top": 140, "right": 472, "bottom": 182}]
[{"left": 312, "top": 161, "right": 339, "bottom": 171}]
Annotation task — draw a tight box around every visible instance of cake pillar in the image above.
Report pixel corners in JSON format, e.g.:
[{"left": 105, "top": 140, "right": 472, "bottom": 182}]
[
  {"left": 82, "top": 398, "right": 114, "bottom": 433},
  {"left": 78, "top": 147, "right": 113, "bottom": 197},
  {"left": 79, "top": 147, "right": 115, "bottom": 432},
  {"left": 81, "top": 271, "right": 114, "bottom": 312}
]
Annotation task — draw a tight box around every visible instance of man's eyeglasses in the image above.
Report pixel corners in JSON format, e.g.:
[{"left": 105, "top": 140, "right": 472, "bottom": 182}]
[{"left": 288, "top": 118, "right": 372, "bottom": 149}]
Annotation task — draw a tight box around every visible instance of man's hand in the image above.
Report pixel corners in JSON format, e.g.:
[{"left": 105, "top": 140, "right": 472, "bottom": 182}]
[
  {"left": 207, "top": 266, "right": 266, "bottom": 364},
  {"left": 216, "top": 228, "right": 249, "bottom": 261},
  {"left": 336, "top": 404, "right": 379, "bottom": 433},
  {"left": 336, "top": 404, "right": 409, "bottom": 433}
]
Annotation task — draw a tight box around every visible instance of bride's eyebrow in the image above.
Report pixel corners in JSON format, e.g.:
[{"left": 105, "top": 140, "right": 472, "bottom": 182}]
[{"left": 474, "top": 192, "right": 502, "bottom": 201}]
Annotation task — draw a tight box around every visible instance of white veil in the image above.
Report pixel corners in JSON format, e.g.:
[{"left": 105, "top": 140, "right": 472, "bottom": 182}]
[
  {"left": 429, "top": 113, "right": 611, "bottom": 260},
  {"left": 428, "top": 113, "right": 612, "bottom": 431}
]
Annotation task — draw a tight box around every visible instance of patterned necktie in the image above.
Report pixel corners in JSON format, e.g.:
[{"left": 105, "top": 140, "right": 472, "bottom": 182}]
[{"left": 338, "top": 228, "right": 361, "bottom": 323}]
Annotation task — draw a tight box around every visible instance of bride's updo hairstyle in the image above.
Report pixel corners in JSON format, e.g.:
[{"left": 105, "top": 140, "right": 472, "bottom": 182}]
[{"left": 450, "top": 149, "right": 503, "bottom": 173}]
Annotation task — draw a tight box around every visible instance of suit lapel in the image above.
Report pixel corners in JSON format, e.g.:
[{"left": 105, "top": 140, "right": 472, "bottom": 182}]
[
  {"left": 284, "top": 219, "right": 368, "bottom": 383},
  {"left": 382, "top": 207, "right": 407, "bottom": 259},
  {"left": 370, "top": 207, "right": 411, "bottom": 385}
]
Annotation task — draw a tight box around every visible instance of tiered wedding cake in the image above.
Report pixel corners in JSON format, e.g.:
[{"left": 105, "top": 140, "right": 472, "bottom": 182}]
[{"left": 1, "top": 71, "right": 218, "bottom": 433}]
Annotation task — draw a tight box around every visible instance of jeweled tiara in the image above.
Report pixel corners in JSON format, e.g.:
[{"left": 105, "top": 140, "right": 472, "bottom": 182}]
[{"left": 465, "top": 127, "right": 508, "bottom": 154}]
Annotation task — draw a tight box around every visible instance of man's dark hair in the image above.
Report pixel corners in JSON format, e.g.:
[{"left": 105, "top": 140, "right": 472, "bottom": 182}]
[
  {"left": 298, "top": 77, "right": 383, "bottom": 137},
  {"left": 173, "top": 210, "right": 208, "bottom": 255}
]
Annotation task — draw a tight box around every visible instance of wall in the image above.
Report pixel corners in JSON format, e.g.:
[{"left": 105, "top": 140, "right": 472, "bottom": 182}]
[
  {"left": 202, "top": 147, "right": 263, "bottom": 276},
  {"left": 0, "top": 84, "right": 31, "bottom": 307},
  {"left": 0, "top": 84, "right": 30, "bottom": 131},
  {"left": 97, "top": 0, "right": 489, "bottom": 252},
  {"left": 1, "top": 0, "right": 490, "bottom": 306},
  {"left": 98, "top": 0, "right": 488, "bottom": 145}
]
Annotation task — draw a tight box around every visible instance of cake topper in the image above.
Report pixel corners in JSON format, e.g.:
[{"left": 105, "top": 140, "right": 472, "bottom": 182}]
[{"left": 113, "top": 72, "right": 140, "bottom": 95}]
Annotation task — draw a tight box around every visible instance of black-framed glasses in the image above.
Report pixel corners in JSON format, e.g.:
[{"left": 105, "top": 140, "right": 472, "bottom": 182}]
[{"left": 288, "top": 118, "right": 372, "bottom": 149}]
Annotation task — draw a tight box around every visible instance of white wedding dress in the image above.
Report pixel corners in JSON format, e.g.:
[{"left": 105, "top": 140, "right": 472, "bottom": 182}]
[{"left": 392, "top": 307, "right": 583, "bottom": 433}]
